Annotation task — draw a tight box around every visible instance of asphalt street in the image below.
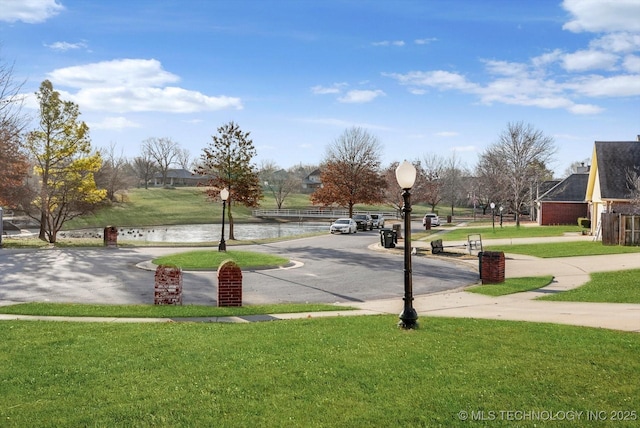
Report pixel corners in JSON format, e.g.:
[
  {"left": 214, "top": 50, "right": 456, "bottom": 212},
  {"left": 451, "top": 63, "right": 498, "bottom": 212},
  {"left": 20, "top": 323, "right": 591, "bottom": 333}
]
[{"left": 0, "top": 223, "right": 478, "bottom": 306}]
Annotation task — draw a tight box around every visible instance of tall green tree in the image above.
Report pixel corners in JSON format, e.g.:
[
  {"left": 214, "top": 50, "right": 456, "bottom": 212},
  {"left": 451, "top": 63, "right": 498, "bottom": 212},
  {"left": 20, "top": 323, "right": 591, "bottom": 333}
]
[
  {"left": 25, "top": 80, "right": 105, "bottom": 243},
  {"left": 311, "top": 127, "right": 386, "bottom": 217},
  {"left": 198, "top": 121, "right": 262, "bottom": 240}
]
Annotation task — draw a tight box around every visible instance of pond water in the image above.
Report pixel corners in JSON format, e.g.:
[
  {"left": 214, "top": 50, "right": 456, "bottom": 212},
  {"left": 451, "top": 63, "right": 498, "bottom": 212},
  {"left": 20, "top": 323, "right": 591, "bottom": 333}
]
[{"left": 60, "top": 222, "right": 332, "bottom": 243}]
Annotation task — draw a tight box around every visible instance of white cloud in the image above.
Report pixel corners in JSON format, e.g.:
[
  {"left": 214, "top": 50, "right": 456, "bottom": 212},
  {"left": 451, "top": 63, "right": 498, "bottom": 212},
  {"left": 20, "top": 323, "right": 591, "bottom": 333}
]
[
  {"left": 590, "top": 33, "right": 640, "bottom": 53},
  {"left": 414, "top": 38, "right": 438, "bottom": 45},
  {"left": 623, "top": 55, "right": 640, "bottom": 72},
  {"left": 310, "top": 83, "right": 348, "bottom": 95},
  {"left": 562, "top": 49, "right": 618, "bottom": 71},
  {"left": 45, "top": 41, "right": 88, "bottom": 51},
  {"left": 571, "top": 74, "right": 640, "bottom": 97},
  {"left": 48, "top": 59, "right": 180, "bottom": 88},
  {"left": 384, "top": 70, "right": 478, "bottom": 91},
  {"left": 89, "top": 116, "right": 141, "bottom": 130},
  {"left": 337, "top": 89, "right": 385, "bottom": 103},
  {"left": 45, "top": 58, "right": 242, "bottom": 113},
  {"left": 0, "top": 0, "right": 63, "bottom": 23},
  {"left": 562, "top": 0, "right": 640, "bottom": 33},
  {"left": 372, "top": 40, "right": 405, "bottom": 47}
]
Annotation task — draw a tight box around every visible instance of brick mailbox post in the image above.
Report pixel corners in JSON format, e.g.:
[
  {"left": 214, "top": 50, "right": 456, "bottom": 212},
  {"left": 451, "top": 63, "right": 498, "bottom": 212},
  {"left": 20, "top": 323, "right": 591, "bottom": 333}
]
[
  {"left": 103, "top": 226, "right": 118, "bottom": 247},
  {"left": 479, "top": 251, "right": 505, "bottom": 284},
  {"left": 217, "top": 260, "right": 242, "bottom": 307},
  {"left": 154, "top": 265, "right": 183, "bottom": 305}
]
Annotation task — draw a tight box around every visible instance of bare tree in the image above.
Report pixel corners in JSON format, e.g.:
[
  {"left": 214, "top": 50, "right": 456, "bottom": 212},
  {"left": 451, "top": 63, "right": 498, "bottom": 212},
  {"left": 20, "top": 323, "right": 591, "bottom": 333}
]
[
  {"left": 259, "top": 160, "right": 300, "bottom": 209},
  {"left": 0, "top": 55, "right": 29, "bottom": 207},
  {"left": 310, "top": 127, "right": 386, "bottom": 217},
  {"left": 132, "top": 153, "right": 157, "bottom": 189},
  {"left": 142, "top": 137, "right": 181, "bottom": 186},
  {"left": 484, "top": 122, "right": 556, "bottom": 226},
  {"left": 176, "top": 147, "right": 192, "bottom": 170},
  {"left": 420, "top": 154, "right": 446, "bottom": 212},
  {"left": 95, "top": 143, "right": 132, "bottom": 201}
]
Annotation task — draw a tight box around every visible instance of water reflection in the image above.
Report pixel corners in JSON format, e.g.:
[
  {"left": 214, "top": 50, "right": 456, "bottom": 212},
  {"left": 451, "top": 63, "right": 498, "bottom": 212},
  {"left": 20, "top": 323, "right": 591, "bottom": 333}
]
[{"left": 62, "top": 222, "right": 331, "bottom": 243}]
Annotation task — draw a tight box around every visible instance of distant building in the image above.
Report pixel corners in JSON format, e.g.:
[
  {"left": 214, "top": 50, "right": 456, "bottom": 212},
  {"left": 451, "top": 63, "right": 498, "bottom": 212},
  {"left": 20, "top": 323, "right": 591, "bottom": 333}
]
[
  {"left": 302, "top": 169, "right": 323, "bottom": 191},
  {"left": 537, "top": 169, "right": 589, "bottom": 225},
  {"left": 153, "top": 169, "right": 211, "bottom": 187}
]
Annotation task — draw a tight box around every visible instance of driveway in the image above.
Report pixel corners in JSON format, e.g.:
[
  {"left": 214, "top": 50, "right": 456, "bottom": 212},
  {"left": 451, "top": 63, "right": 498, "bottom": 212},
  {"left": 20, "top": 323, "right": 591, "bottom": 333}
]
[{"left": 0, "top": 223, "right": 478, "bottom": 306}]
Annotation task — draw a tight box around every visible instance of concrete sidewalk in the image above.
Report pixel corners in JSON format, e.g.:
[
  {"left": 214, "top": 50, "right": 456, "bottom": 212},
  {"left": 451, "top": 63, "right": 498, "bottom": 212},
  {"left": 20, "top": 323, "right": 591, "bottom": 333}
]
[
  {"left": 353, "top": 234, "right": 640, "bottom": 332},
  {"left": 2, "top": 234, "right": 639, "bottom": 332}
]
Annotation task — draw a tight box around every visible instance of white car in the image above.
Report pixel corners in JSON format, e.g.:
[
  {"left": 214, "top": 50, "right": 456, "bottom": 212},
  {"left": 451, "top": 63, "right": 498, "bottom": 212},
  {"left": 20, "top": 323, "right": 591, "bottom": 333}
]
[
  {"left": 330, "top": 218, "right": 357, "bottom": 234},
  {"left": 423, "top": 213, "right": 441, "bottom": 227},
  {"left": 370, "top": 214, "right": 385, "bottom": 229}
]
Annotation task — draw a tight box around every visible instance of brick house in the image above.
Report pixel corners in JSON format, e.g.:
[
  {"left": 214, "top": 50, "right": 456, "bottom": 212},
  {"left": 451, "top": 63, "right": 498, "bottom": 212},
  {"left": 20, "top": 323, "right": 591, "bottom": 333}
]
[{"left": 537, "top": 167, "right": 589, "bottom": 225}]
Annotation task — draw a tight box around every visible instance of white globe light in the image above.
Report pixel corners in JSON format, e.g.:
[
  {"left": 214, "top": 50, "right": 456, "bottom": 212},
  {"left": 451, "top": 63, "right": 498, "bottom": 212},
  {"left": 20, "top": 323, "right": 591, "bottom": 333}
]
[
  {"left": 395, "top": 160, "right": 417, "bottom": 189},
  {"left": 220, "top": 188, "right": 230, "bottom": 201}
]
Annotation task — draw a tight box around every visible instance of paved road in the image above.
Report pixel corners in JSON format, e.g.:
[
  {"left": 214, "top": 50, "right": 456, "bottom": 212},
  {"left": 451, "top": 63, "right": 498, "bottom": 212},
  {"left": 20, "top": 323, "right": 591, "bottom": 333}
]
[{"left": 0, "top": 222, "right": 478, "bottom": 306}]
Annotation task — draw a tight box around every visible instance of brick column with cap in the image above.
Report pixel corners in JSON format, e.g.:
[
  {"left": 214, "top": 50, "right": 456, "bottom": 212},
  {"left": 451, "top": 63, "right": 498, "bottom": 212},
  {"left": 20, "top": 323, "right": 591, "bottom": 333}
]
[
  {"left": 154, "top": 265, "right": 183, "bottom": 305},
  {"left": 217, "top": 260, "right": 242, "bottom": 307}
]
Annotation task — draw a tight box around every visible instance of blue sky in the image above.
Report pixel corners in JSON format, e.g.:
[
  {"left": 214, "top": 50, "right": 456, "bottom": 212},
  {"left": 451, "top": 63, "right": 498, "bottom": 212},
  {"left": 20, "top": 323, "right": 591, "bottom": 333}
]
[{"left": 1, "top": 0, "right": 638, "bottom": 177}]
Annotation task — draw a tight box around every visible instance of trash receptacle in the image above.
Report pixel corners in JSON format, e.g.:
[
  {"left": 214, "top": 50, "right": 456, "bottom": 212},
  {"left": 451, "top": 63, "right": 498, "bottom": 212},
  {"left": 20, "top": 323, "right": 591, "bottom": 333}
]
[
  {"left": 424, "top": 216, "right": 431, "bottom": 230},
  {"left": 380, "top": 229, "right": 396, "bottom": 248}
]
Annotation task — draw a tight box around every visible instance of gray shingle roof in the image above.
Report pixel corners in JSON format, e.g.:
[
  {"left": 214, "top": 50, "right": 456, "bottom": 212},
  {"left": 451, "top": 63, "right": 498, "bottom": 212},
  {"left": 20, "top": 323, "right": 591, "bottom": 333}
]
[
  {"left": 538, "top": 174, "right": 588, "bottom": 202},
  {"left": 595, "top": 141, "right": 640, "bottom": 200}
]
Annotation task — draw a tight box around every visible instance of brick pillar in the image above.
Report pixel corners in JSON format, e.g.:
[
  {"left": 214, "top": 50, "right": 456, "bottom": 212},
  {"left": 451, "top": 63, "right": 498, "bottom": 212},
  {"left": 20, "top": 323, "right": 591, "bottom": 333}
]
[
  {"left": 480, "top": 251, "right": 505, "bottom": 284},
  {"left": 218, "top": 260, "right": 242, "bottom": 307},
  {"left": 103, "top": 226, "right": 118, "bottom": 247},
  {"left": 154, "top": 265, "right": 183, "bottom": 305}
]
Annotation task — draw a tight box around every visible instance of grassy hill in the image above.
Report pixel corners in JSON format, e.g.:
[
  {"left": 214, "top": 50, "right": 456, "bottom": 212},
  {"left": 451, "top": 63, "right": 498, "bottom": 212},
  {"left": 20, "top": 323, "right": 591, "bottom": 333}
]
[{"left": 65, "top": 186, "right": 469, "bottom": 229}]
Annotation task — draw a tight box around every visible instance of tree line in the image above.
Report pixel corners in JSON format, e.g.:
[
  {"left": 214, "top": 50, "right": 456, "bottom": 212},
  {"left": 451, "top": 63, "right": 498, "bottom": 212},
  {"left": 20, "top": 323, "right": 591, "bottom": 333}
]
[{"left": 2, "top": 56, "right": 562, "bottom": 244}]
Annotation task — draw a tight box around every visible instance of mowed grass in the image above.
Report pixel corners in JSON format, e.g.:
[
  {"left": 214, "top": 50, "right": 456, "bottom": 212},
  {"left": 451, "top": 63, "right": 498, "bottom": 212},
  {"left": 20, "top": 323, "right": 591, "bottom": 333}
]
[
  {"left": 1, "top": 316, "right": 639, "bottom": 427},
  {"left": 467, "top": 276, "right": 554, "bottom": 297},
  {"left": 539, "top": 269, "right": 640, "bottom": 304},
  {"left": 438, "top": 225, "right": 583, "bottom": 241},
  {"left": 0, "top": 302, "right": 348, "bottom": 318},
  {"left": 484, "top": 241, "right": 640, "bottom": 258},
  {"left": 152, "top": 250, "right": 289, "bottom": 270}
]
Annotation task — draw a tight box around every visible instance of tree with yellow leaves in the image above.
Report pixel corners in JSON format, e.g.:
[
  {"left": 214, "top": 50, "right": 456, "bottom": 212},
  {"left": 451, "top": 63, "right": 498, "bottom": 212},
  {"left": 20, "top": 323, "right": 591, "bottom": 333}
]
[{"left": 24, "top": 80, "right": 105, "bottom": 243}]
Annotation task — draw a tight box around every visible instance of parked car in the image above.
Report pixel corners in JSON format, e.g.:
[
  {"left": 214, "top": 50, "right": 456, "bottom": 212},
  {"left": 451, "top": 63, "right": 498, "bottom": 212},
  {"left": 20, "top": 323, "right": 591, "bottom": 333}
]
[
  {"left": 330, "top": 218, "right": 357, "bottom": 234},
  {"left": 370, "top": 214, "right": 385, "bottom": 229},
  {"left": 352, "top": 214, "right": 374, "bottom": 231},
  {"left": 423, "top": 213, "right": 440, "bottom": 227}
]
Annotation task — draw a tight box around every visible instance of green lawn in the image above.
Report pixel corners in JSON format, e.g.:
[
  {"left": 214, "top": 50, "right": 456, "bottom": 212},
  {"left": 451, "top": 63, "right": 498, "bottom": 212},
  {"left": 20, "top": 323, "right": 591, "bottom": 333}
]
[
  {"left": 152, "top": 250, "right": 289, "bottom": 270},
  {"left": 437, "top": 225, "right": 583, "bottom": 241},
  {"left": 0, "top": 302, "right": 348, "bottom": 318},
  {"left": 1, "top": 316, "right": 638, "bottom": 427},
  {"left": 485, "top": 241, "right": 640, "bottom": 258},
  {"left": 539, "top": 269, "right": 640, "bottom": 304},
  {"left": 467, "top": 276, "right": 554, "bottom": 296}
]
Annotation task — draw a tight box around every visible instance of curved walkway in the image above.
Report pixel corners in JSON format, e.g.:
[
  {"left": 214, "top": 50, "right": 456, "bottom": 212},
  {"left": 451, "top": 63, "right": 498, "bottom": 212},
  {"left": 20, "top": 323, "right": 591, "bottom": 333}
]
[
  {"left": 352, "top": 235, "right": 640, "bottom": 332},
  {"left": 1, "top": 234, "right": 640, "bottom": 332}
]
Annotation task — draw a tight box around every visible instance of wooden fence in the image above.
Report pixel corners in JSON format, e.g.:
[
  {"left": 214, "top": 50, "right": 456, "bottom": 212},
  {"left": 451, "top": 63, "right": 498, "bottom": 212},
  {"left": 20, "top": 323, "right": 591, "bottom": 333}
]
[{"left": 601, "top": 213, "right": 640, "bottom": 246}]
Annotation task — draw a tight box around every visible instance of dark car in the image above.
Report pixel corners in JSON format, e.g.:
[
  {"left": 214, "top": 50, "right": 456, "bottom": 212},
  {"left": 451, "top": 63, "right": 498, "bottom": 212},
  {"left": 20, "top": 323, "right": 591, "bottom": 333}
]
[{"left": 352, "top": 214, "right": 373, "bottom": 231}]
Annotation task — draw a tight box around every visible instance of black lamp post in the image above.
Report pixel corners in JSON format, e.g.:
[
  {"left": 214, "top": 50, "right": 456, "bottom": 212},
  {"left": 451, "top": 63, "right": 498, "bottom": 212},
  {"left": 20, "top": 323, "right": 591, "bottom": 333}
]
[
  {"left": 490, "top": 202, "right": 496, "bottom": 232},
  {"left": 219, "top": 188, "right": 229, "bottom": 252},
  {"left": 396, "top": 160, "right": 418, "bottom": 329},
  {"left": 499, "top": 206, "right": 504, "bottom": 228}
]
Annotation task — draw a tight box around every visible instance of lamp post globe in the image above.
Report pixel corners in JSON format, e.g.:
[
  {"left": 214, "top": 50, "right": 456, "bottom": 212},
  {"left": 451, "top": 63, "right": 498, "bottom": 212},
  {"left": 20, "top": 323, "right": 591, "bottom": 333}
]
[
  {"left": 395, "top": 160, "right": 418, "bottom": 329},
  {"left": 219, "top": 188, "right": 229, "bottom": 252},
  {"left": 490, "top": 202, "right": 496, "bottom": 232}
]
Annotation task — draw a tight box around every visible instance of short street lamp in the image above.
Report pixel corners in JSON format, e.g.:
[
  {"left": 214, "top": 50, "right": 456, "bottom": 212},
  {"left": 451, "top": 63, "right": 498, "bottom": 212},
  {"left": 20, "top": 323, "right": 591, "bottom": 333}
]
[
  {"left": 490, "top": 202, "right": 496, "bottom": 232},
  {"left": 499, "top": 206, "right": 504, "bottom": 228},
  {"left": 219, "top": 188, "right": 229, "bottom": 252},
  {"left": 395, "top": 160, "right": 418, "bottom": 329}
]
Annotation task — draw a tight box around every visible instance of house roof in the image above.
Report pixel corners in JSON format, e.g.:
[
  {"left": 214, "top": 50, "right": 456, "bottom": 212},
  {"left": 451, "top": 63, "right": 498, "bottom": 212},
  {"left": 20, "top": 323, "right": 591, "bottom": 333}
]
[
  {"left": 593, "top": 141, "right": 640, "bottom": 200},
  {"left": 538, "top": 173, "right": 589, "bottom": 202},
  {"left": 154, "top": 168, "right": 199, "bottom": 179},
  {"left": 538, "top": 180, "right": 561, "bottom": 196}
]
